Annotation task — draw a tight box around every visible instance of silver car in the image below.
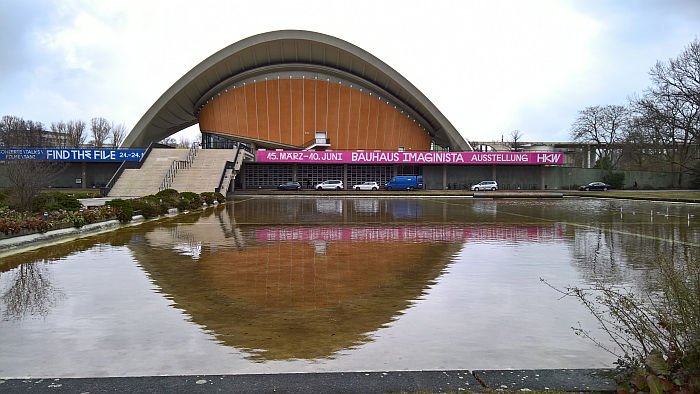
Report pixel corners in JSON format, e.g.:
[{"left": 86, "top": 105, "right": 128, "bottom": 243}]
[
  {"left": 471, "top": 180, "right": 498, "bottom": 191},
  {"left": 315, "top": 180, "right": 344, "bottom": 190}
]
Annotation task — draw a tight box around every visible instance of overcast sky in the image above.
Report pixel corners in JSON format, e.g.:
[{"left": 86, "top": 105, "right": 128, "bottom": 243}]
[{"left": 1, "top": 0, "right": 698, "bottom": 144}]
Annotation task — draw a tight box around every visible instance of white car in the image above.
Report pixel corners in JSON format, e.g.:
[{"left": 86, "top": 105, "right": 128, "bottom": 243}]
[
  {"left": 471, "top": 180, "right": 499, "bottom": 191},
  {"left": 315, "top": 180, "right": 344, "bottom": 190},
  {"left": 353, "top": 181, "right": 379, "bottom": 191}
]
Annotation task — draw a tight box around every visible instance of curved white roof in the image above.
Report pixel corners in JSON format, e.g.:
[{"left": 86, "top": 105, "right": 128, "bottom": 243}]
[{"left": 123, "top": 30, "right": 472, "bottom": 151}]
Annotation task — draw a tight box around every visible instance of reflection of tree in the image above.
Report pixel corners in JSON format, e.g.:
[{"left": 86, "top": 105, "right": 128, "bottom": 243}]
[
  {"left": 569, "top": 216, "right": 698, "bottom": 292},
  {"left": 1, "top": 262, "right": 64, "bottom": 320}
]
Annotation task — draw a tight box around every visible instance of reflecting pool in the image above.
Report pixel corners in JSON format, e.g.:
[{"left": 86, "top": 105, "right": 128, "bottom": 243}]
[{"left": 1, "top": 197, "right": 698, "bottom": 377}]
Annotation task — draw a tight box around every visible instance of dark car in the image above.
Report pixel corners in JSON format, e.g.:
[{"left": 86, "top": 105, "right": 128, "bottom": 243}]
[
  {"left": 579, "top": 182, "right": 611, "bottom": 191},
  {"left": 278, "top": 181, "right": 302, "bottom": 191}
]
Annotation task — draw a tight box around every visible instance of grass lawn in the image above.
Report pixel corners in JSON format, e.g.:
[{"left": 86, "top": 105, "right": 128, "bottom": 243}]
[{"left": 564, "top": 190, "right": 700, "bottom": 202}]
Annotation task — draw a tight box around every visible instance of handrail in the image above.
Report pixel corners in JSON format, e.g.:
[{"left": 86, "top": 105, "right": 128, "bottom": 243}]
[
  {"left": 184, "top": 141, "right": 199, "bottom": 168},
  {"left": 103, "top": 141, "right": 165, "bottom": 195},
  {"left": 158, "top": 142, "right": 199, "bottom": 192},
  {"left": 159, "top": 160, "right": 183, "bottom": 191},
  {"left": 216, "top": 145, "right": 240, "bottom": 193}
]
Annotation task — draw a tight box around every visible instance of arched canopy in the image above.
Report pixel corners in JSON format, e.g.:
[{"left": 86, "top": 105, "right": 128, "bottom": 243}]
[{"left": 123, "top": 30, "right": 472, "bottom": 151}]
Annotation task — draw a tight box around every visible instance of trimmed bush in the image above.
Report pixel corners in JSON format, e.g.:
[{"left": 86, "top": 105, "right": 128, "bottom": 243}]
[
  {"left": 131, "top": 197, "right": 162, "bottom": 218},
  {"left": 155, "top": 189, "right": 180, "bottom": 199},
  {"left": 106, "top": 199, "right": 135, "bottom": 223},
  {"left": 200, "top": 191, "right": 225, "bottom": 204},
  {"left": 33, "top": 192, "right": 82, "bottom": 212},
  {"left": 178, "top": 192, "right": 202, "bottom": 211}
]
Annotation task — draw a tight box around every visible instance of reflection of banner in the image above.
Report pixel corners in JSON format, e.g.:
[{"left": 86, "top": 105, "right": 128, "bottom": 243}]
[
  {"left": 256, "top": 150, "right": 564, "bottom": 165},
  {"left": 0, "top": 148, "right": 145, "bottom": 162},
  {"left": 256, "top": 225, "right": 565, "bottom": 242}
]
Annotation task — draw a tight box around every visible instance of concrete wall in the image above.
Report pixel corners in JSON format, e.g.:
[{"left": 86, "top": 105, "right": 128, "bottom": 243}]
[
  {"left": 0, "top": 162, "right": 120, "bottom": 189},
  {"left": 423, "top": 165, "right": 687, "bottom": 190}
]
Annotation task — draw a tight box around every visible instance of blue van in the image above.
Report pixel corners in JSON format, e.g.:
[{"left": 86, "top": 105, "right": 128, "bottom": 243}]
[{"left": 384, "top": 175, "right": 424, "bottom": 191}]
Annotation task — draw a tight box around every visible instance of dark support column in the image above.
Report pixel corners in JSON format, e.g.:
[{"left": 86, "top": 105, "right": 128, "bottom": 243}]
[
  {"left": 240, "top": 166, "right": 246, "bottom": 190},
  {"left": 343, "top": 164, "right": 348, "bottom": 189},
  {"left": 491, "top": 165, "right": 496, "bottom": 181},
  {"left": 81, "top": 162, "right": 86, "bottom": 189},
  {"left": 540, "top": 166, "right": 545, "bottom": 190},
  {"left": 442, "top": 164, "right": 447, "bottom": 190},
  {"left": 292, "top": 164, "right": 297, "bottom": 182}
]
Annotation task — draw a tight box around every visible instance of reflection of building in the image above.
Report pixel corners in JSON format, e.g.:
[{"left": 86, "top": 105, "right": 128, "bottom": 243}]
[
  {"left": 131, "top": 205, "right": 462, "bottom": 360},
  {"left": 123, "top": 201, "right": 573, "bottom": 360}
]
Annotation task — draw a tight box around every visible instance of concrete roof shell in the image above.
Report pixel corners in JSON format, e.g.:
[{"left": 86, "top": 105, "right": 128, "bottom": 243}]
[{"left": 123, "top": 30, "right": 472, "bottom": 151}]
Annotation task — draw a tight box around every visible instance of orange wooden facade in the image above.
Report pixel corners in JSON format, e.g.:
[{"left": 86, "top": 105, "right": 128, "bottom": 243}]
[{"left": 198, "top": 78, "right": 432, "bottom": 150}]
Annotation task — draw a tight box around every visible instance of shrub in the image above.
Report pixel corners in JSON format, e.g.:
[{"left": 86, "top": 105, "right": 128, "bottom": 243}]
[
  {"left": 33, "top": 192, "right": 82, "bottom": 212},
  {"left": 106, "top": 199, "right": 135, "bottom": 223},
  {"left": 200, "top": 191, "right": 225, "bottom": 204},
  {"left": 0, "top": 216, "right": 51, "bottom": 235},
  {"left": 131, "top": 198, "right": 161, "bottom": 218},
  {"left": 603, "top": 172, "right": 626, "bottom": 189},
  {"left": 155, "top": 189, "right": 180, "bottom": 199},
  {"left": 545, "top": 256, "right": 700, "bottom": 392},
  {"left": 177, "top": 192, "right": 202, "bottom": 211}
]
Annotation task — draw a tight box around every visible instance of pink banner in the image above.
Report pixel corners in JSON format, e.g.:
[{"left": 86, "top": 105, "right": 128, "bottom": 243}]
[
  {"left": 256, "top": 150, "right": 564, "bottom": 165},
  {"left": 255, "top": 225, "right": 564, "bottom": 243}
]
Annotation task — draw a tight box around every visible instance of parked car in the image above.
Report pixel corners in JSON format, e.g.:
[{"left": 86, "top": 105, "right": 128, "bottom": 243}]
[
  {"left": 384, "top": 176, "right": 423, "bottom": 191},
  {"left": 353, "top": 181, "right": 380, "bottom": 191},
  {"left": 315, "top": 180, "right": 344, "bottom": 190},
  {"left": 579, "top": 182, "right": 610, "bottom": 191},
  {"left": 278, "top": 181, "right": 301, "bottom": 191},
  {"left": 471, "top": 180, "right": 498, "bottom": 191}
]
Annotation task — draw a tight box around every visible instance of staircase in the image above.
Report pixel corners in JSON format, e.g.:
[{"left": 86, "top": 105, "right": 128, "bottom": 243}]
[
  {"left": 170, "top": 149, "right": 238, "bottom": 194},
  {"left": 216, "top": 147, "right": 247, "bottom": 194},
  {"left": 108, "top": 149, "right": 189, "bottom": 197}
]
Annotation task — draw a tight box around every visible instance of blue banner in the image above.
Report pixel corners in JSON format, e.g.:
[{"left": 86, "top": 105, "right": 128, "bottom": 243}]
[{"left": 0, "top": 148, "right": 145, "bottom": 162}]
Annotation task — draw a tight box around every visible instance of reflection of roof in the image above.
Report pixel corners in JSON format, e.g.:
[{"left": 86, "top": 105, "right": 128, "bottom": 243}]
[
  {"left": 123, "top": 30, "right": 472, "bottom": 151},
  {"left": 134, "top": 225, "right": 460, "bottom": 360}
]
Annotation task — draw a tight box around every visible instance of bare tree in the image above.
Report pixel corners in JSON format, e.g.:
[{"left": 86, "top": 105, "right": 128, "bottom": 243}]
[
  {"left": 66, "top": 120, "right": 87, "bottom": 147},
  {"left": 90, "top": 117, "right": 111, "bottom": 147},
  {"left": 177, "top": 135, "right": 191, "bottom": 148},
  {"left": 629, "top": 39, "right": 700, "bottom": 186},
  {"left": 2, "top": 262, "right": 64, "bottom": 320},
  {"left": 50, "top": 121, "right": 69, "bottom": 147},
  {"left": 159, "top": 136, "right": 177, "bottom": 146},
  {"left": 508, "top": 130, "right": 524, "bottom": 151},
  {"left": 110, "top": 122, "right": 126, "bottom": 148},
  {"left": 571, "top": 105, "right": 629, "bottom": 170},
  {"left": 4, "top": 160, "right": 65, "bottom": 211},
  {"left": 0, "top": 115, "right": 46, "bottom": 147}
]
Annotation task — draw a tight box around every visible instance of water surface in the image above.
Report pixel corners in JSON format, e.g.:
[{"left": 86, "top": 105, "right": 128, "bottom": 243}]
[{"left": 1, "top": 197, "right": 698, "bottom": 377}]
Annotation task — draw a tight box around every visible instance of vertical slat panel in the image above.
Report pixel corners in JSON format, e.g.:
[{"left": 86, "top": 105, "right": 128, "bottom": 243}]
[
  {"left": 278, "top": 77, "right": 292, "bottom": 145},
  {"left": 337, "top": 83, "right": 350, "bottom": 150},
  {"left": 244, "top": 83, "right": 256, "bottom": 137},
  {"left": 223, "top": 90, "right": 234, "bottom": 134},
  {"left": 348, "top": 88, "right": 361, "bottom": 150},
  {"left": 290, "top": 78, "right": 304, "bottom": 146},
  {"left": 315, "top": 79, "right": 329, "bottom": 136},
  {"left": 267, "top": 77, "right": 281, "bottom": 144},
  {"left": 326, "top": 80, "right": 340, "bottom": 145},
  {"left": 302, "top": 78, "right": 315, "bottom": 146}
]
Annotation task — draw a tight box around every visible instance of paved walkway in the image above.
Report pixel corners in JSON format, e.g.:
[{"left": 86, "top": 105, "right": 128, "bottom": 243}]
[{"left": 0, "top": 369, "right": 616, "bottom": 393}]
